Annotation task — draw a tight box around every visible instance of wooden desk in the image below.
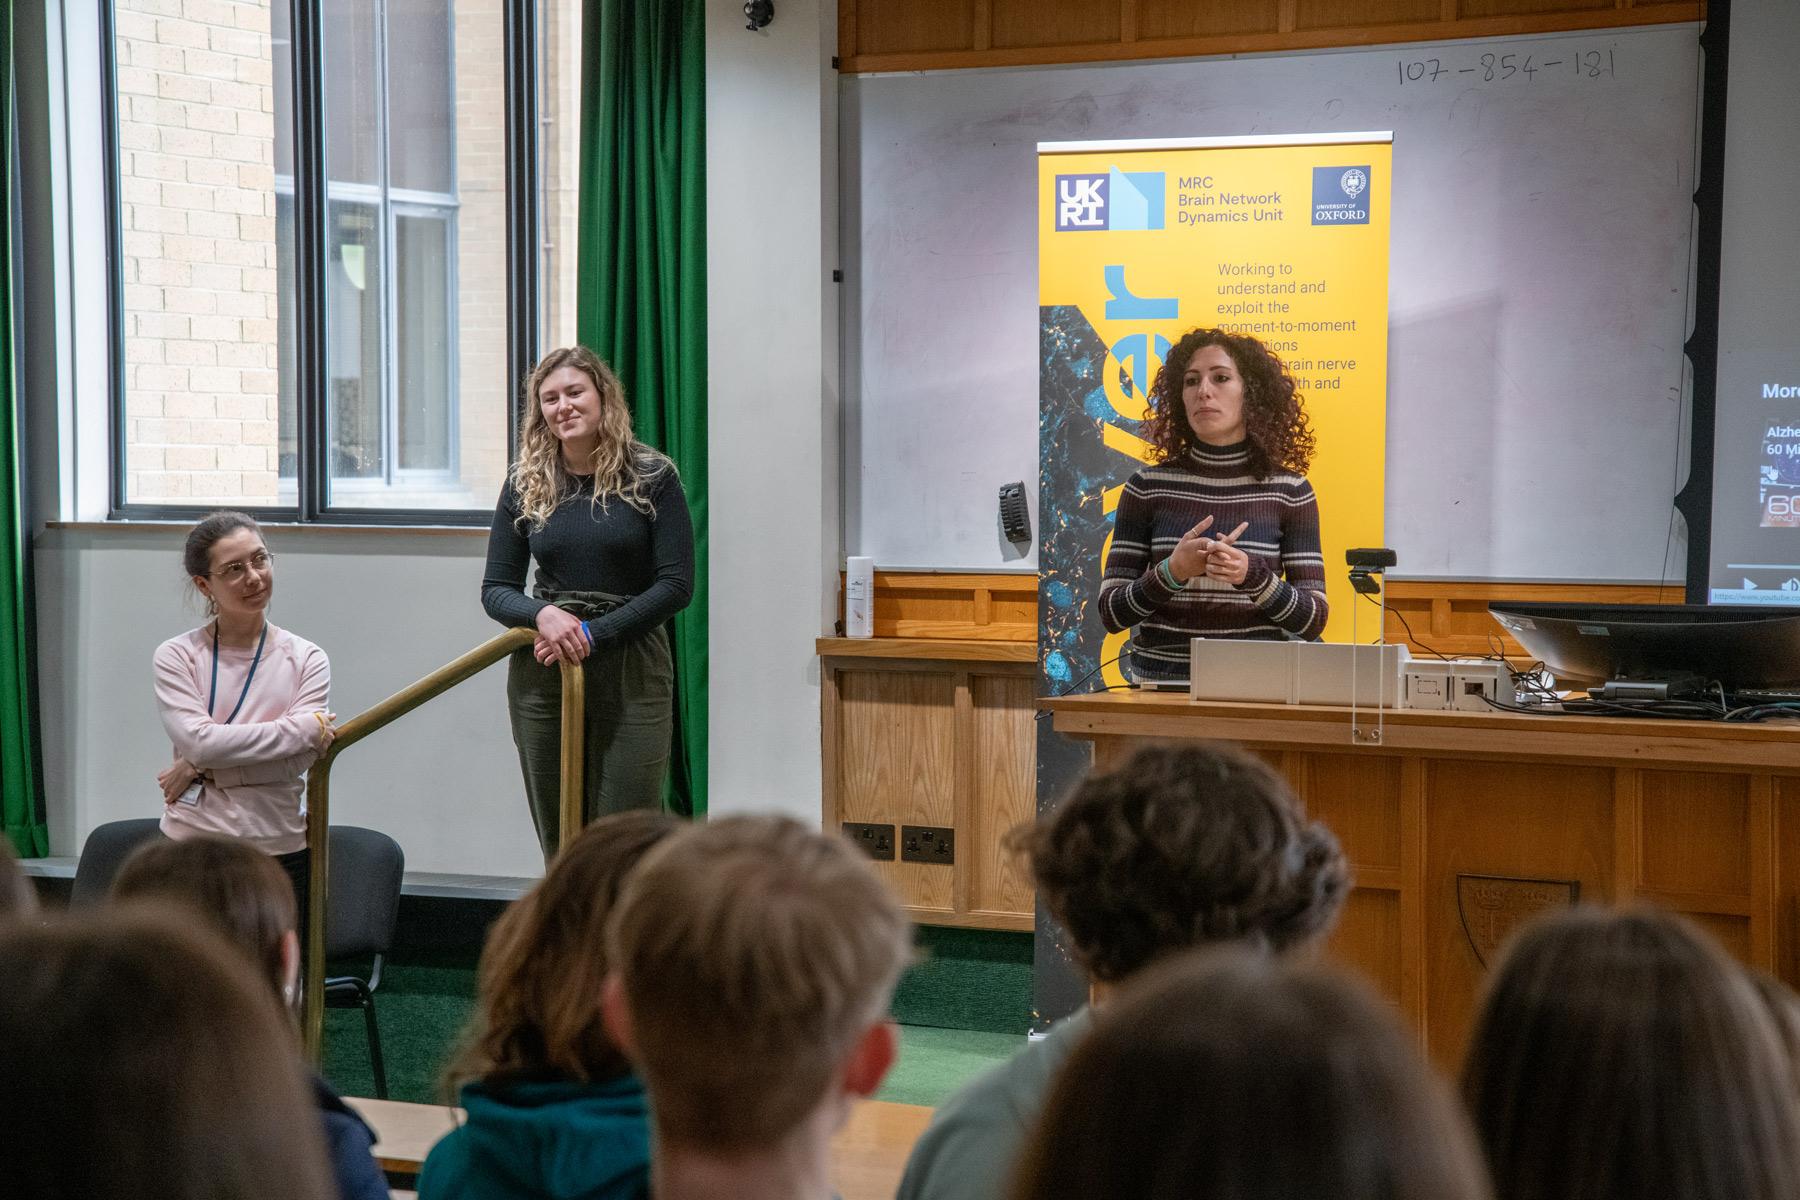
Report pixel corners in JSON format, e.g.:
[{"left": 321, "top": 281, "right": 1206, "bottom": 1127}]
[
  {"left": 345, "top": 1097, "right": 459, "bottom": 1176},
  {"left": 1045, "top": 693, "right": 1800, "bottom": 1067},
  {"left": 346, "top": 1096, "right": 933, "bottom": 1200}
]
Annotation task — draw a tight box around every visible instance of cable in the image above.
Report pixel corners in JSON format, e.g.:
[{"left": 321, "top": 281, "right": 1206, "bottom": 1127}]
[
  {"left": 1356, "top": 591, "right": 1457, "bottom": 660},
  {"left": 1034, "top": 653, "right": 1129, "bottom": 721}
]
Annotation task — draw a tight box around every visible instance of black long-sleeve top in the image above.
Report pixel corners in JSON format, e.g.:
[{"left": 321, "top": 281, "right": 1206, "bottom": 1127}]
[{"left": 480, "top": 469, "right": 694, "bottom": 644}]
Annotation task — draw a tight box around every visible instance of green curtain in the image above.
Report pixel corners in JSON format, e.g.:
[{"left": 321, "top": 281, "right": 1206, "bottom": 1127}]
[
  {"left": 576, "top": 0, "right": 707, "bottom": 817},
  {"left": 2, "top": 0, "right": 47, "bottom": 856}
]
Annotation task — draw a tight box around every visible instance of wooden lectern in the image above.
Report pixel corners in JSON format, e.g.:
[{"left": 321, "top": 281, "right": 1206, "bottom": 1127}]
[{"left": 1043, "top": 692, "right": 1800, "bottom": 1067}]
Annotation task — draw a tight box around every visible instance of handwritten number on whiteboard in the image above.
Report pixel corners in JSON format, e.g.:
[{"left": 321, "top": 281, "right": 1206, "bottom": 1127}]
[{"left": 1397, "top": 46, "right": 1614, "bottom": 86}]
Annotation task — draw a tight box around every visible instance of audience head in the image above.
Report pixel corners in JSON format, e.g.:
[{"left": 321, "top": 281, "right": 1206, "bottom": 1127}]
[
  {"left": 1462, "top": 905, "right": 1800, "bottom": 1200},
  {"left": 453, "top": 810, "right": 682, "bottom": 1086},
  {"left": 111, "top": 834, "right": 299, "bottom": 1009},
  {"left": 0, "top": 838, "right": 35, "bottom": 919},
  {"left": 1012, "top": 949, "right": 1491, "bottom": 1200},
  {"left": 0, "top": 909, "right": 333, "bottom": 1200},
  {"left": 1017, "top": 741, "right": 1348, "bottom": 986},
  {"left": 605, "top": 814, "right": 913, "bottom": 1152}
]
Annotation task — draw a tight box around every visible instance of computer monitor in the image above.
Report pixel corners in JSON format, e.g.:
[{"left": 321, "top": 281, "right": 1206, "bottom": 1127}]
[{"left": 1487, "top": 602, "right": 1800, "bottom": 691}]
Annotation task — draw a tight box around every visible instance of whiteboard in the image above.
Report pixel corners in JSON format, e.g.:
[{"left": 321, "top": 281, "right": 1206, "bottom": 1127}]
[{"left": 841, "top": 25, "right": 1701, "bottom": 579}]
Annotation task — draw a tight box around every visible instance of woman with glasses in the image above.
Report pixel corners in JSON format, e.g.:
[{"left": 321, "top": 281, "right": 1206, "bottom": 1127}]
[{"left": 151, "top": 511, "right": 336, "bottom": 948}]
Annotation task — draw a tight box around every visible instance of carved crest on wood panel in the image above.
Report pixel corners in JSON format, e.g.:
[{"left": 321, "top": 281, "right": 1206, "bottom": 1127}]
[{"left": 1456, "top": 874, "right": 1581, "bottom": 967}]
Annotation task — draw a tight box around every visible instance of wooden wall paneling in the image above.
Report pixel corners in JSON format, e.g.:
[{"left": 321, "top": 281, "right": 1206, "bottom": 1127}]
[
  {"left": 1296, "top": 0, "right": 1440, "bottom": 31},
  {"left": 990, "top": 0, "right": 1121, "bottom": 48},
  {"left": 1300, "top": 752, "right": 1402, "bottom": 870},
  {"left": 969, "top": 672, "right": 1038, "bottom": 925},
  {"left": 1612, "top": 768, "right": 1641, "bottom": 905},
  {"left": 820, "top": 647, "right": 1037, "bottom": 931},
  {"left": 1776, "top": 778, "right": 1800, "bottom": 982},
  {"left": 1460, "top": 0, "right": 1611, "bottom": 15},
  {"left": 1304, "top": 752, "right": 1408, "bottom": 1007},
  {"left": 1637, "top": 770, "right": 1750, "bottom": 898},
  {"left": 849, "top": 570, "right": 1683, "bottom": 654},
  {"left": 836, "top": 0, "right": 1701, "bottom": 71},
  {"left": 823, "top": 652, "right": 844, "bottom": 829},
  {"left": 1333, "top": 890, "right": 1405, "bottom": 1002},
  {"left": 1422, "top": 759, "right": 1615, "bottom": 1066},
  {"left": 952, "top": 669, "right": 975, "bottom": 919},
  {"left": 1685, "top": 912, "right": 1753, "bottom": 962},
  {"left": 1135, "top": 0, "right": 1280, "bottom": 40},
  {"left": 851, "top": 0, "right": 977, "bottom": 56},
  {"left": 837, "top": 666, "right": 960, "bottom": 915},
  {"left": 1398, "top": 756, "right": 1427, "bottom": 1038},
  {"left": 1383, "top": 580, "right": 1684, "bottom": 658},
  {"left": 857, "top": 572, "right": 1037, "bottom": 642},
  {"left": 1751, "top": 774, "right": 1776, "bottom": 970}
]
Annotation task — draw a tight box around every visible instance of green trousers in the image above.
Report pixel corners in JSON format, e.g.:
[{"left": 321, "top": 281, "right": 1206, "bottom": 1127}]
[{"left": 506, "top": 588, "right": 673, "bottom": 860}]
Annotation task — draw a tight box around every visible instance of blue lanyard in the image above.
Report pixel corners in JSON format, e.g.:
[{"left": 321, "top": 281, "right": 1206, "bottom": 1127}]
[{"left": 209, "top": 621, "right": 268, "bottom": 725}]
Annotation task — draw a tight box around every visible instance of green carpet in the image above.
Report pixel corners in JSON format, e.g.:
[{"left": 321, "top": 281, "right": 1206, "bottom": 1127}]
[
  {"left": 879, "top": 1025, "right": 1023, "bottom": 1106},
  {"left": 892, "top": 926, "right": 1034, "bottom": 1034}
]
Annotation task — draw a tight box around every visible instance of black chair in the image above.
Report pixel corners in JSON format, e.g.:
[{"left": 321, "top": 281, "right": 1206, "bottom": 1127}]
[
  {"left": 323, "top": 826, "right": 404, "bottom": 1100},
  {"left": 69, "top": 818, "right": 164, "bottom": 907}
]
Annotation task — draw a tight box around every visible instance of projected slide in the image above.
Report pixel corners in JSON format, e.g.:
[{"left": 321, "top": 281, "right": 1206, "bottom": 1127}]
[{"left": 1708, "top": 352, "right": 1800, "bottom": 603}]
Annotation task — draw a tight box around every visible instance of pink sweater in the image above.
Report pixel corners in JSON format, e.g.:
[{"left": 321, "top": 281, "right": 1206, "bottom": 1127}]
[{"left": 152, "top": 623, "right": 331, "bottom": 855}]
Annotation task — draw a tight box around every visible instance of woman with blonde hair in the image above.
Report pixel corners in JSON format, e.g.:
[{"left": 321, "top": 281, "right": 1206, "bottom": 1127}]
[{"left": 481, "top": 348, "right": 694, "bottom": 856}]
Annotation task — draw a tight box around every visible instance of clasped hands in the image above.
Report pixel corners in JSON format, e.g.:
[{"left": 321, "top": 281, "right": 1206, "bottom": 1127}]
[
  {"left": 534, "top": 605, "right": 594, "bottom": 666},
  {"left": 1166, "top": 516, "right": 1251, "bottom": 587}
]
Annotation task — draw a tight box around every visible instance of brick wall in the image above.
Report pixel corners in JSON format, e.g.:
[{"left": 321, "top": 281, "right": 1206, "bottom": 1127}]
[
  {"left": 451, "top": 0, "right": 508, "bottom": 507},
  {"left": 541, "top": 0, "right": 581, "bottom": 355},
  {"left": 116, "top": 0, "right": 280, "bottom": 504}
]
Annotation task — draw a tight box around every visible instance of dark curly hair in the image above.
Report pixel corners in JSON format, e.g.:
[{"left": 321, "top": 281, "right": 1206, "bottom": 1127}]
[
  {"left": 1141, "top": 328, "right": 1317, "bottom": 480},
  {"left": 1015, "top": 742, "right": 1349, "bottom": 984}
]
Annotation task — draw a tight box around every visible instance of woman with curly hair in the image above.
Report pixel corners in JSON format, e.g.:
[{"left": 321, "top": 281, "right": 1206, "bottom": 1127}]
[
  {"left": 482, "top": 347, "right": 694, "bottom": 857},
  {"left": 1099, "top": 328, "right": 1327, "bottom": 680}
]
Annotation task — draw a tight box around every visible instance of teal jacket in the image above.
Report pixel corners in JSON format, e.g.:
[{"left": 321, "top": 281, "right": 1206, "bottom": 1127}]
[{"left": 419, "top": 1074, "right": 651, "bottom": 1200}]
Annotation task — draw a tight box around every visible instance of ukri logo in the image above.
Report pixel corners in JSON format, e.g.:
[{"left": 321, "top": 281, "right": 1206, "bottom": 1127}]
[{"left": 1054, "top": 169, "right": 1164, "bottom": 232}]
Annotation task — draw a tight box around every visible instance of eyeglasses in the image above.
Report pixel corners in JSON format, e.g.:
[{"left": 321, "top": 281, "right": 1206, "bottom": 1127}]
[{"left": 209, "top": 550, "right": 274, "bottom": 583}]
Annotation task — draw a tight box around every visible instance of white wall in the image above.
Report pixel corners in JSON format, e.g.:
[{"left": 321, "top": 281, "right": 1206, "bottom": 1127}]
[
  {"left": 705, "top": 0, "right": 838, "bottom": 821},
  {"left": 35, "top": 526, "right": 546, "bottom": 876}
]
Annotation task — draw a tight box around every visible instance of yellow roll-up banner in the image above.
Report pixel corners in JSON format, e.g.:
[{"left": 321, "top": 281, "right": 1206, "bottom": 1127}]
[{"left": 1037, "top": 133, "right": 1392, "bottom": 687}]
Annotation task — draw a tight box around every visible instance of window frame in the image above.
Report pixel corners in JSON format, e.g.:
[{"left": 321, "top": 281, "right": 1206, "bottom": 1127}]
[{"left": 100, "top": 0, "right": 540, "bottom": 526}]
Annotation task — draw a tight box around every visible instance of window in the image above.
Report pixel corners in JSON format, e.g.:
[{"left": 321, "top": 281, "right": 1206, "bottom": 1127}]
[{"left": 107, "top": 0, "right": 541, "bottom": 520}]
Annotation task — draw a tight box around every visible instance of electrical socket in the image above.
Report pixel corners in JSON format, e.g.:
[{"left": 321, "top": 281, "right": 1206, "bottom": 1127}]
[
  {"left": 901, "top": 825, "right": 954, "bottom": 865},
  {"left": 841, "top": 822, "right": 895, "bottom": 861}
]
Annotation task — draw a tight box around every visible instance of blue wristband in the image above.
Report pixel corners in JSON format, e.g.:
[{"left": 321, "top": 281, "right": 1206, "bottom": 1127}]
[
  {"left": 1157, "top": 558, "right": 1181, "bottom": 590},
  {"left": 580, "top": 620, "right": 592, "bottom": 643}
]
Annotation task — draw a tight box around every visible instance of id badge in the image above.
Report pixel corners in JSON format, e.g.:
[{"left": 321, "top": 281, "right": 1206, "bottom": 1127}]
[{"left": 176, "top": 780, "right": 203, "bottom": 806}]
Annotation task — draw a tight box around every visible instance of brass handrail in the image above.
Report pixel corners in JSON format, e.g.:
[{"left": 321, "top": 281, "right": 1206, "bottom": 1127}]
[{"left": 301, "top": 627, "right": 586, "bottom": 1056}]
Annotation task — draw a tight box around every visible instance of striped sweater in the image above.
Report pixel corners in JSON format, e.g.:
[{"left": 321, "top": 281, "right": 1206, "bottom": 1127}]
[{"left": 1099, "top": 441, "right": 1328, "bottom": 680}]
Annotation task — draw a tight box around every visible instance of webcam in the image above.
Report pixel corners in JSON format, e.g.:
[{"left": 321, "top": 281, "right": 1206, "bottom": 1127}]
[
  {"left": 1346, "top": 547, "right": 1396, "bottom": 596},
  {"left": 1346, "top": 547, "right": 1398, "bottom": 570},
  {"left": 744, "top": 0, "right": 773, "bottom": 30}
]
